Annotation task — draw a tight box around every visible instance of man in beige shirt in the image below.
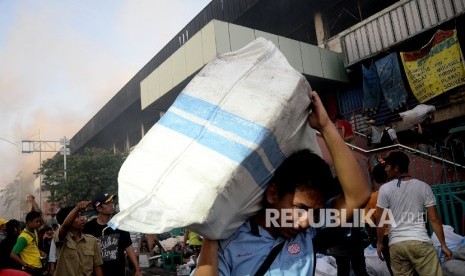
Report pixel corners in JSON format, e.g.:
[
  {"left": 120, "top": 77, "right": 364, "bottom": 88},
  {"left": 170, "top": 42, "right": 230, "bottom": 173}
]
[{"left": 54, "top": 201, "right": 103, "bottom": 276}]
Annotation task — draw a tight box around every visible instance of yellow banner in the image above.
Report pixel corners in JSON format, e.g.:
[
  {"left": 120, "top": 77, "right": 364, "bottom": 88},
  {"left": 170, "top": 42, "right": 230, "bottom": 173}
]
[{"left": 400, "top": 29, "right": 465, "bottom": 103}]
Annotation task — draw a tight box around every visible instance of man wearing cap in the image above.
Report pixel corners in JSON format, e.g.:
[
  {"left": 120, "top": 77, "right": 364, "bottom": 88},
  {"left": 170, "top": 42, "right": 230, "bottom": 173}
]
[
  {"left": 0, "top": 218, "right": 8, "bottom": 243},
  {"left": 83, "top": 194, "right": 142, "bottom": 276},
  {"left": 366, "top": 119, "right": 381, "bottom": 148}
]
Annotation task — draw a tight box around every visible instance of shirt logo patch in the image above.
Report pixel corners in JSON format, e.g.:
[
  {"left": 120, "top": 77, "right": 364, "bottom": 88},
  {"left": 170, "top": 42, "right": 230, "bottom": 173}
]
[{"left": 287, "top": 243, "right": 301, "bottom": 255}]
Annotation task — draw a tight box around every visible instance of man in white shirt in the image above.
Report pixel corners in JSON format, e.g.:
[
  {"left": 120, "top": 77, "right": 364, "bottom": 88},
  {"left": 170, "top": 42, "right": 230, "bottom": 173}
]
[{"left": 376, "top": 151, "right": 452, "bottom": 275}]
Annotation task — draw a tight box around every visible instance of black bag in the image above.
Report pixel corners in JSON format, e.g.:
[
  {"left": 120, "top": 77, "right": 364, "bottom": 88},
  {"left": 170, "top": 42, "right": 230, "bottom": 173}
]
[{"left": 380, "top": 128, "right": 394, "bottom": 147}]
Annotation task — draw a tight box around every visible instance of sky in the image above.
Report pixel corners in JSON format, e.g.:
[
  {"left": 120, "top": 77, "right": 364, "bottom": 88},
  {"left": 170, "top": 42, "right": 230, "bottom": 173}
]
[{"left": 0, "top": 0, "right": 211, "bottom": 218}]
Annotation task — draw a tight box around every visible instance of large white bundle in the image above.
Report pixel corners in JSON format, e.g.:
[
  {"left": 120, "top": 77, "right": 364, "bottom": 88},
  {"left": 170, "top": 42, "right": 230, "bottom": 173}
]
[
  {"left": 109, "top": 38, "right": 320, "bottom": 239},
  {"left": 396, "top": 104, "right": 435, "bottom": 131}
]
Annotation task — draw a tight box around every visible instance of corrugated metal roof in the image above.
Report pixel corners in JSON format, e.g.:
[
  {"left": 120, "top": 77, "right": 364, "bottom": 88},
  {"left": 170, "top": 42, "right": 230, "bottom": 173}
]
[{"left": 341, "top": 0, "right": 465, "bottom": 66}]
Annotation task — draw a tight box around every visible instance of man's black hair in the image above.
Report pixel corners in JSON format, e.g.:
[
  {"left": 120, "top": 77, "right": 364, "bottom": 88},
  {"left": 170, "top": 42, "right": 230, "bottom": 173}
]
[
  {"left": 56, "top": 206, "right": 75, "bottom": 225},
  {"left": 372, "top": 163, "right": 388, "bottom": 184},
  {"left": 384, "top": 151, "right": 410, "bottom": 173},
  {"left": 25, "top": 211, "right": 41, "bottom": 223},
  {"left": 270, "top": 149, "right": 340, "bottom": 200}
]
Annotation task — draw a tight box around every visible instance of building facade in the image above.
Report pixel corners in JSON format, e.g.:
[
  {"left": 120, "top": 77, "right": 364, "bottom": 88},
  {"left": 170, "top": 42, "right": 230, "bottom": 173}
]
[{"left": 70, "top": 0, "right": 465, "bottom": 155}]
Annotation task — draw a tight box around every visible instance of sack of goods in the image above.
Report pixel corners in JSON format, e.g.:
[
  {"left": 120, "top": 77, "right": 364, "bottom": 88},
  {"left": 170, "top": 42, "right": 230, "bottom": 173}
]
[
  {"left": 397, "top": 104, "right": 436, "bottom": 131},
  {"left": 109, "top": 37, "right": 321, "bottom": 239}
]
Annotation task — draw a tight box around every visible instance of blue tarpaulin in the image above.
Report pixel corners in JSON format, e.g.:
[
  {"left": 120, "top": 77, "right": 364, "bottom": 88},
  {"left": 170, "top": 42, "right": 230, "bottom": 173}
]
[{"left": 375, "top": 53, "right": 408, "bottom": 112}]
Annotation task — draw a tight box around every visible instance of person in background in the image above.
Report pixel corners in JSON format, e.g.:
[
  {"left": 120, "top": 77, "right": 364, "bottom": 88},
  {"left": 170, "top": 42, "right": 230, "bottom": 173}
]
[
  {"left": 324, "top": 178, "right": 368, "bottom": 276},
  {"left": 326, "top": 226, "right": 369, "bottom": 276},
  {"left": 183, "top": 230, "right": 203, "bottom": 256},
  {"left": 416, "top": 117, "right": 437, "bottom": 155},
  {"left": 0, "top": 219, "right": 21, "bottom": 269},
  {"left": 26, "top": 195, "right": 41, "bottom": 213},
  {"left": 83, "top": 193, "right": 142, "bottom": 276},
  {"left": 130, "top": 232, "right": 142, "bottom": 260},
  {"left": 376, "top": 151, "right": 452, "bottom": 275},
  {"left": 366, "top": 119, "right": 381, "bottom": 148},
  {"left": 48, "top": 239, "right": 57, "bottom": 276},
  {"left": 380, "top": 119, "right": 399, "bottom": 147},
  {"left": 128, "top": 232, "right": 142, "bottom": 275},
  {"left": 364, "top": 156, "right": 393, "bottom": 275},
  {"left": 54, "top": 201, "right": 103, "bottom": 276},
  {"left": 0, "top": 218, "right": 7, "bottom": 243},
  {"left": 10, "top": 211, "right": 46, "bottom": 276},
  {"left": 40, "top": 226, "right": 53, "bottom": 257},
  {"left": 335, "top": 113, "right": 355, "bottom": 142},
  {"left": 51, "top": 223, "right": 59, "bottom": 233},
  {"left": 194, "top": 91, "right": 371, "bottom": 276}
]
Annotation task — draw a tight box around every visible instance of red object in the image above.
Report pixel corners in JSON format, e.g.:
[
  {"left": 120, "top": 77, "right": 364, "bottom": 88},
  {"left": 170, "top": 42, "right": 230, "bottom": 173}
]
[
  {"left": 337, "top": 120, "right": 354, "bottom": 138},
  {"left": 0, "top": 269, "right": 31, "bottom": 276}
]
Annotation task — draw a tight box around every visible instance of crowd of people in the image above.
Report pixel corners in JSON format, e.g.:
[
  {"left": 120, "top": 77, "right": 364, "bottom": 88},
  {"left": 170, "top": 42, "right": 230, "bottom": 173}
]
[
  {"left": 0, "top": 194, "right": 203, "bottom": 276},
  {"left": 0, "top": 91, "right": 459, "bottom": 276}
]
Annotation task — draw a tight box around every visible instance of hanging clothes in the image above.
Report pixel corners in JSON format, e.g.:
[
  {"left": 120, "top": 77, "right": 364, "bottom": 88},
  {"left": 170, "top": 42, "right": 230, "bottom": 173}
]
[
  {"left": 375, "top": 53, "right": 408, "bottom": 112},
  {"left": 362, "top": 62, "right": 382, "bottom": 116}
]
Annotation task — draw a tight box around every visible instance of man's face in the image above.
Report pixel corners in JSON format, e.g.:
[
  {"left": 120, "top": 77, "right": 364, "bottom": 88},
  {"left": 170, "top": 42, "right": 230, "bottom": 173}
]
[
  {"left": 27, "top": 217, "right": 42, "bottom": 230},
  {"left": 385, "top": 163, "right": 397, "bottom": 180},
  {"left": 72, "top": 213, "right": 87, "bottom": 230},
  {"left": 268, "top": 186, "right": 325, "bottom": 239},
  {"left": 97, "top": 200, "right": 115, "bottom": 215}
]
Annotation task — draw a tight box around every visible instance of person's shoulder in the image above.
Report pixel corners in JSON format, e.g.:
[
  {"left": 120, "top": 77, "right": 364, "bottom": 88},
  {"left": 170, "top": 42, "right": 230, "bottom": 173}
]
[
  {"left": 412, "top": 178, "right": 431, "bottom": 189},
  {"left": 379, "top": 182, "right": 391, "bottom": 191},
  {"left": 83, "top": 218, "right": 98, "bottom": 232},
  {"left": 82, "top": 233, "right": 99, "bottom": 242},
  {"left": 380, "top": 181, "right": 397, "bottom": 194},
  {"left": 218, "top": 222, "right": 251, "bottom": 250}
]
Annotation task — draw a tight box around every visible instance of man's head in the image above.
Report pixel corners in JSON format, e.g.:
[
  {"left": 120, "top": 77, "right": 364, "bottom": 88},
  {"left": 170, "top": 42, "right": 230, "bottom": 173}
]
[
  {"left": 372, "top": 163, "right": 388, "bottom": 184},
  {"left": 52, "top": 223, "right": 59, "bottom": 232},
  {"left": 335, "top": 114, "right": 343, "bottom": 122},
  {"left": 57, "top": 206, "right": 87, "bottom": 231},
  {"left": 384, "top": 151, "right": 410, "bottom": 179},
  {"left": 43, "top": 226, "right": 53, "bottom": 236},
  {"left": 6, "top": 219, "right": 20, "bottom": 237},
  {"left": 265, "top": 149, "right": 340, "bottom": 238},
  {"left": 385, "top": 119, "right": 393, "bottom": 127},
  {"left": 25, "top": 211, "right": 42, "bottom": 230},
  {"left": 367, "top": 119, "right": 375, "bottom": 125},
  {"left": 92, "top": 193, "right": 117, "bottom": 215}
]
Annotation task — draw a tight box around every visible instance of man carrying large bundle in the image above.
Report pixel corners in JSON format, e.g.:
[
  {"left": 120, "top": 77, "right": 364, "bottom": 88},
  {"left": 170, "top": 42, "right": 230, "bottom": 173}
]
[{"left": 195, "top": 91, "right": 371, "bottom": 275}]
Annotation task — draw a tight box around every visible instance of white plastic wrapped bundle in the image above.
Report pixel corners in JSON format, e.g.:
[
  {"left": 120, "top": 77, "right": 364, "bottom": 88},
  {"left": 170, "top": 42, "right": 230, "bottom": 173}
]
[
  {"left": 109, "top": 38, "right": 320, "bottom": 239},
  {"left": 397, "top": 104, "right": 435, "bottom": 131}
]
